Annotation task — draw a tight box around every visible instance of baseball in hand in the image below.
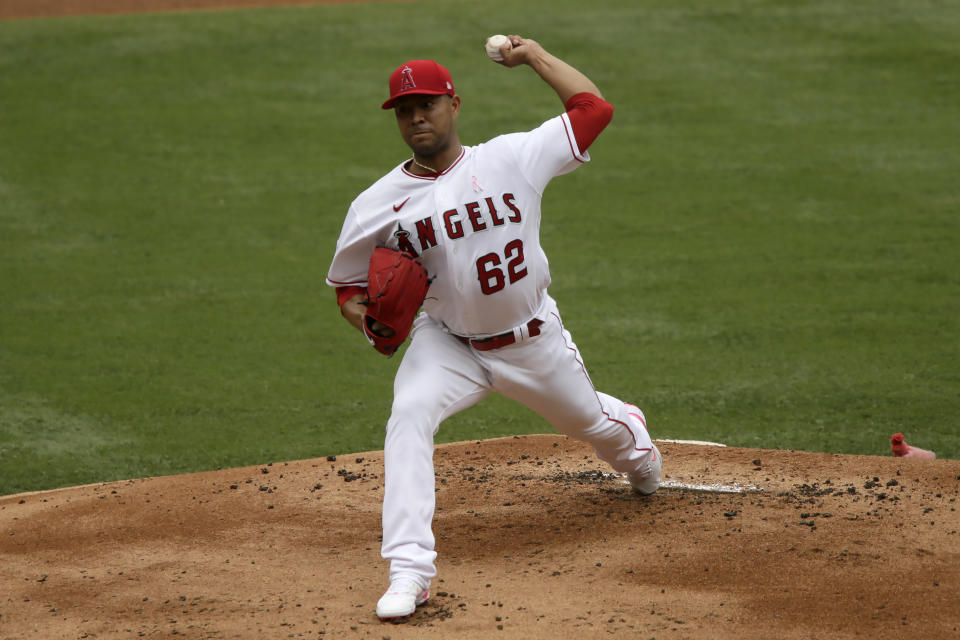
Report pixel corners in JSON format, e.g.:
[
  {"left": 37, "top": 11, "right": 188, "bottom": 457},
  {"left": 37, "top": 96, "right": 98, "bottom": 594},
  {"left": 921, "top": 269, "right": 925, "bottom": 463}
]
[{"left": 485, "top": 34, "right": 511, "bottom": 62}]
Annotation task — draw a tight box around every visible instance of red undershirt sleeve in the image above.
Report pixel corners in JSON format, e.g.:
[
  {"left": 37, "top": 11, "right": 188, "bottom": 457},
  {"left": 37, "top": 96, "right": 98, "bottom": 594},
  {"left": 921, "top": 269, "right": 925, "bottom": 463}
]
[
  {"left": 336, "top": 285, "right": 366, "bottom": 307},
  {"left": 564, "top": 92, "right": 614, "bottom": 152}
]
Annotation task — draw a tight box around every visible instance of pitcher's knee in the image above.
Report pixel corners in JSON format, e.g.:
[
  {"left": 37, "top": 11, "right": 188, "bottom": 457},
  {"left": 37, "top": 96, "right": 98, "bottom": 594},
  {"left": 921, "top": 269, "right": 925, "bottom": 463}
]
[
  {"left": 554, "top": 411, "right": 617, "bottom": 442},
  {"left": 386, "top": 404, "right": 437, "bottom": 443}
]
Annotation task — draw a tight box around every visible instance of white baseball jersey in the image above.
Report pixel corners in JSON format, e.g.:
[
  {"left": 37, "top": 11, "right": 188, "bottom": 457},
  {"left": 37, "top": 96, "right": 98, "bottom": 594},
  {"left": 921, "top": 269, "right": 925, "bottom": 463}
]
[{"left": 326, "top": 112, "right": 588, "bottom": 337}]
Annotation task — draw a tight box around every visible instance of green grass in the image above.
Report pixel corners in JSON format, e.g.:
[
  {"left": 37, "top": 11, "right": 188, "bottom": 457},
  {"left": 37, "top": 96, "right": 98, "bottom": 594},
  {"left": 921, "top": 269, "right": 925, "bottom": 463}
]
[{"left": 1, "top": 0, "right": 958, "bottom": 494}]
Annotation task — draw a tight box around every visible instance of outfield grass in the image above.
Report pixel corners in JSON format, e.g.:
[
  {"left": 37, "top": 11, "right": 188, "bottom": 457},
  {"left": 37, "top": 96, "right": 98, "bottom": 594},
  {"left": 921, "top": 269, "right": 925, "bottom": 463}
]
[{"left": 1, "top": 0, "right": 958, "bottom": 494}]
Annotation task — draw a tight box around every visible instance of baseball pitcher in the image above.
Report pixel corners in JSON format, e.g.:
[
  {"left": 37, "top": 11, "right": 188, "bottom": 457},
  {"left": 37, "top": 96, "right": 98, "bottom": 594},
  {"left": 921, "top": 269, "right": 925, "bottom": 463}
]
[{"left": 326, "top": 35, "right": 661, "bottom": 621}]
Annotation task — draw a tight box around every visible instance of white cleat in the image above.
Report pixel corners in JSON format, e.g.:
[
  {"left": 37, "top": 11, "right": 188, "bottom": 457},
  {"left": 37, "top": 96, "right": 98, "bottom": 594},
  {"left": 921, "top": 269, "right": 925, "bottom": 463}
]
[
  {"left": 628, "top": 444, "right": 662, "bottom": 496},
  {"left": 623, "top": 404, "right": 662, "bottom": 496},
  {"left": 376, "top": 577, "right": 430, "bottom": 621}
]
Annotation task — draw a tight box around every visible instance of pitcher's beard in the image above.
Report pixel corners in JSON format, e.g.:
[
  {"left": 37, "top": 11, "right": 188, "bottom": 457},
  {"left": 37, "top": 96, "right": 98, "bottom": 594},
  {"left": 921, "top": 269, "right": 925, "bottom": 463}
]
[{"left": 408, "top": 134, "right": 451, "bottom": 159}]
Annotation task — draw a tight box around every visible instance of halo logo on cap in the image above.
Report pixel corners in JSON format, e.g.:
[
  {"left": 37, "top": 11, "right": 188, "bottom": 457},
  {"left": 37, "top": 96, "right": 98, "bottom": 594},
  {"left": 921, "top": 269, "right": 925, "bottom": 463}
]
[{"left": 400, "top": 67, "right": 416, "bottom": 92}]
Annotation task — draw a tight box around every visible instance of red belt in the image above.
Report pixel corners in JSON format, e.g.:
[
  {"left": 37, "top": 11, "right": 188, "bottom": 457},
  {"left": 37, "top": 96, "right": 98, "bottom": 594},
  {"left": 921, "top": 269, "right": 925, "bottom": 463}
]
[{"left": 455, "top": 319, "right": 544, "bottom": 351}]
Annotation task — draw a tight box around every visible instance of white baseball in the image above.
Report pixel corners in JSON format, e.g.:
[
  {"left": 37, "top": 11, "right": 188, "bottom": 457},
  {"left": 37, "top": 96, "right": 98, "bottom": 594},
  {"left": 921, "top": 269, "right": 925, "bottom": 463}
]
[{"left": 485, "top": 34, "right": 511, "bottom": 62}]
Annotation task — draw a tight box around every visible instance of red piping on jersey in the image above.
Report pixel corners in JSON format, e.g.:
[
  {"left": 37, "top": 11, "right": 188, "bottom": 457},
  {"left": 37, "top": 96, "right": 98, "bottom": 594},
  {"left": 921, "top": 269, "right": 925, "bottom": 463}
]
[
  {"left": 560, "top": 115, "right": 583, "bottom": 164},
  {"left": 400, "top": 147, "right": 467, "bottom": 180},
  {"left": 328, "top": 278, "right": 365, "bottom": 287}
]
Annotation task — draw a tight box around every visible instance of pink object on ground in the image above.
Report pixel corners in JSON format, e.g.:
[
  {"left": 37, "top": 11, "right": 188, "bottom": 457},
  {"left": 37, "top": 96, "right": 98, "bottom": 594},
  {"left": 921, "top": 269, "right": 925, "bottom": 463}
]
[{"left": 890, "top": 433, "right": 936, "bottom": 459}]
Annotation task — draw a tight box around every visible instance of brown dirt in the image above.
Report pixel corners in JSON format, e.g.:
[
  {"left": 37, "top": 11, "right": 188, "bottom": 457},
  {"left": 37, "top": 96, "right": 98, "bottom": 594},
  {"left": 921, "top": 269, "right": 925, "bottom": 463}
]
[
  {"left": 3, "top": 2, "right": 960, "bottom": 639},
  {"left": 2, "top": 434, "right": 959, "bottom": 639}
]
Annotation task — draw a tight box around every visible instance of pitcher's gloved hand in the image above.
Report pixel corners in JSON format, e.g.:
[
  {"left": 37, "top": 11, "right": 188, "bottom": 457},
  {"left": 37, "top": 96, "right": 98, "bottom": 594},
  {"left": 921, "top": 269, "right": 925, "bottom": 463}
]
[{"left": 363, "top": 246, "right": 431, "bottom": 356}]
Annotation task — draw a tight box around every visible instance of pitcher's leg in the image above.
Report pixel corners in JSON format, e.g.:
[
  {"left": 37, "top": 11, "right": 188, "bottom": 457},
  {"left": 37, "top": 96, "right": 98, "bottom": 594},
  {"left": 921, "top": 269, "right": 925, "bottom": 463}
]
[
  {"left": 543, "top": 377, "right": 655, "bottom": 475},
  {"left": 381, "top": 407, "right": 439, "bottom": 584},
  {"left": 381, "top": 316, "right": 490, "bottom": 586},
  {"left": 590, "top": 391, "right": 655, "bottom": 472},
  {"left": 486, "top": 306, "right": 656, "bottom": 475}
]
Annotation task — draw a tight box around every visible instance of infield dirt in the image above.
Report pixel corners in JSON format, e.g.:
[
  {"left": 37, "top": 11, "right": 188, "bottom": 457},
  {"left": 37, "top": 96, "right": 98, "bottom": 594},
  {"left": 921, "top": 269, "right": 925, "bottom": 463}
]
[{"left": 2, "top": 434, "right": 959, "bottom": 639}]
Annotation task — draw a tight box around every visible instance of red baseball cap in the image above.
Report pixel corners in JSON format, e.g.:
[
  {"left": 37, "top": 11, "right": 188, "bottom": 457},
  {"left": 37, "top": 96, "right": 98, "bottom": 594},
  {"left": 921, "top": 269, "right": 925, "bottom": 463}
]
[{"left": 381, "top": 60, "right": 455, "bottom": 109}]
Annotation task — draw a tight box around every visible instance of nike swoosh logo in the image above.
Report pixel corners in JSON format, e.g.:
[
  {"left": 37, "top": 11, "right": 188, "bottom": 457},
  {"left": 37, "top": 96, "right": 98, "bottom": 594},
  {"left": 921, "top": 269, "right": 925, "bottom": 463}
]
[{"left": 393, "top": 197, "right": 411, "bottom": 212}]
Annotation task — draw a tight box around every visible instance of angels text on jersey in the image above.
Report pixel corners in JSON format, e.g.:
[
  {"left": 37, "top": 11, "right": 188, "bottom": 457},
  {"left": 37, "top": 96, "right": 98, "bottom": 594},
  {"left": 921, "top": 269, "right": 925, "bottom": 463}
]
[{"left": 391, "top": 191, "right": 526, "bottom": 296}]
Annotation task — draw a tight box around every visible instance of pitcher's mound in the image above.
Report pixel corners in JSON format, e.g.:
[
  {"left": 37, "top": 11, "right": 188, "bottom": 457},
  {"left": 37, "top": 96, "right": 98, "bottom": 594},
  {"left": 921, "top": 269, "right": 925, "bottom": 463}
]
[{"left": 2, "top": 434, "right": 958, "bottom": 639}]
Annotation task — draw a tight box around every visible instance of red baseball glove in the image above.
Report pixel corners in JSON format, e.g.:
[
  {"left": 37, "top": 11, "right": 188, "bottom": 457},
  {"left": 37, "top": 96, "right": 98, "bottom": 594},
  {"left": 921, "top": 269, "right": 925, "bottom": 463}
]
[{"left": 363, "top": 246, "right": 431, "bottom": 356}]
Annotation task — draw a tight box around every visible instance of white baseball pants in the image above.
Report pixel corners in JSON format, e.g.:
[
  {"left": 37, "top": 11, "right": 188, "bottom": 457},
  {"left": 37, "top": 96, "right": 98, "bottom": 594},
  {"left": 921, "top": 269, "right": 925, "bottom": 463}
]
[{"left": 380, "top": 295, "right": 656, "bottom": 586}]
